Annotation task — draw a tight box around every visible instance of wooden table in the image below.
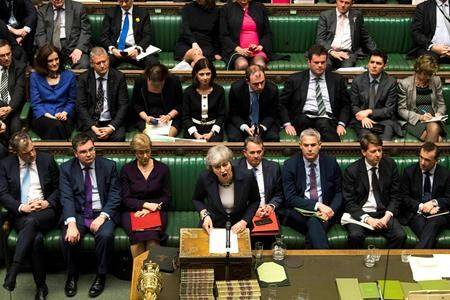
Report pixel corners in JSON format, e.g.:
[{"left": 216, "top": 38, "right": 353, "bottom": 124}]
[{"left": 130, "top": 249, "right": 450, "bottom": 300}]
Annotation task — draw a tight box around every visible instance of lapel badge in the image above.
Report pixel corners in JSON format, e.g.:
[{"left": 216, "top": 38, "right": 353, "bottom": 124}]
[{"left": 135, "top": 17, "right": 140, "bottom": 23}]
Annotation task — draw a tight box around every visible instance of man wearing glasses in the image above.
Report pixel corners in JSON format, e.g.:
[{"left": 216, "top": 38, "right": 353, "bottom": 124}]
[{"left": 60, "top": 133, "right": 121, "bottom": 297}]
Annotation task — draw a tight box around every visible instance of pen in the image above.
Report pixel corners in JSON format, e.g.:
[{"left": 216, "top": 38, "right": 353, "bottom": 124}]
[{"left": 157, "top": 202, "right": 163, "bottom": 210}]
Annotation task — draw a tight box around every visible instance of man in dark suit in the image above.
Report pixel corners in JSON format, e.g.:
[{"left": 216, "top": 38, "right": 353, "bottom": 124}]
[
  {"left": 316, "top": 0, "right": 376, "bottom": 70},
  {"left": 0, "top": 19, "right": 25, "bottom": 63},
  {"left": 35, "top": 0, "right": 91, "bottom": 69},
  {"left": 76, "top": 47, "right": 128, "bottom": 142},
  {"left": 350, "top": 50, "right": 400, "bottom": 141},
  {"left": 343, "top": 133, "right": 406, "bottom": 248},
  {"left": 0, "top": 0, "right": 36, "bottom": 61},
  {"left": 280, "top": 128, "right": 342, "bottom": 249},
  {"left": 400, "top": 142, "right": 450, "bottom": 248},
  {"left": 279, "top": 44, "right": 351, "bottom": 142},
  {"left": 234, "top": 136, "right": 283, "bottom": 219},
  {"left": 0, "top": 132, "right": 59, "bottom": 300},
  {"left": 409, "top": 0, "right": 450, "bottom": 63},
  {"left": 227, "top": 65, "right": 280, "bottom": 142},
  {"left": 60, "top": 133, "right": 121, "bottom": 297},
  {"left": 100, "top": 0, "right": 157, "bottom": 69},
  {"left": 0, "top": 39, "right": 25, "bottom": 158}
]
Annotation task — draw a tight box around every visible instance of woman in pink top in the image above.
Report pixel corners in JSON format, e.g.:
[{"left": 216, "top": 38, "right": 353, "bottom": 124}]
[{"left": 220, "top": 0, "right": 273, "bottom": 70}]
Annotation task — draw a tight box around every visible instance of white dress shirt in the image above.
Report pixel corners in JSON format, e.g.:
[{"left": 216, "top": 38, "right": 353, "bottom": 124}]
[
  {"left": 95, "top": 71, "right": 111, "bottom": 122},
  {"left": 303, "top": 71, "right": 332, "bottom": 116},
  {"left": 246, "top": 161, "right": 265, "bottom": 206},
  {"left": 331, "top": 9, "right": 352, "bottom": 51},
  {"left": 431, "top": 0, "right": 450, "bottom": 47}
]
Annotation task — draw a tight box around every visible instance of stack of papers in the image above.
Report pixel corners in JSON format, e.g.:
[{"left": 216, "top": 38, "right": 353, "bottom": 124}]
[
  {"left": 341, "top": 213, "right": 374, "bottom": 230},
  {"left": 208, "top": 228, "right": 238, "bottom": 254},
  {"left": 409, "top": 256, "right": 443, "bottom": 281},
  {"left": 421, "top": 115, "right": 448, "bottom": 123}
]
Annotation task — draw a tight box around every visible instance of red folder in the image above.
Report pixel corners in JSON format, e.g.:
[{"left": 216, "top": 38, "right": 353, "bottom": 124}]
[
  {"left": 251, "top": 211, "right": 280, "bottom": 236},
  {"left": 130, "top": 211, "right": 162, "bottom": 231}
]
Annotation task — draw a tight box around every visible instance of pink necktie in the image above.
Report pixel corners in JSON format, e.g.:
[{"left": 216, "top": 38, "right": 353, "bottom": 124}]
[{"left": 331, "top": 14, "right": 345, "bottom": 49}]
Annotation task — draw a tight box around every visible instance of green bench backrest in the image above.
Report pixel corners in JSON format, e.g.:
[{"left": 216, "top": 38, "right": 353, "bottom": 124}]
[
  {"left": 54, "top": 154, "right": 450, "bottom": 212},
  {"left": 88, "top": 14, "right": 412, "bottom": 56}
]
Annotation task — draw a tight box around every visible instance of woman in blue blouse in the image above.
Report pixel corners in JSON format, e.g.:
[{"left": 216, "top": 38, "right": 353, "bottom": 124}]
[{"left": 30, "top": 44, "right": 76, "bottom": 140}]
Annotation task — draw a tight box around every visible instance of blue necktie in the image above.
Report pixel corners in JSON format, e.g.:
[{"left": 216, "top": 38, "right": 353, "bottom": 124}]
[
  {"left": 118, "top": 12, "right": 129, "bottom": 51},
  {"left": 21, "top": 164, "right": 30, "bottom": 204},
  {"left": 250, "top": 91, "right": 259, "bottom": 127}
]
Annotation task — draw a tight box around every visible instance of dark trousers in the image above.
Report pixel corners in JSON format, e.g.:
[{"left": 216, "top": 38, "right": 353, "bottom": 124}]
[
  {"left": 327, "top": 52, "right": 357, "bottom": 71},
  {"left": 355, "top": 124, "right": 394, "bottom": 141},
  {"left": 62, "top": 219, "right": 115, "bottom": 276},
  {"left": 226, "top": 122, "right": 280, "bottom": 142},
  {"left": 61, "top": 50, "right": 90, "bottom": 69},
  {"left": 282, "top": 208, "right": 330, "bottom": 249},
  {"left": 109, "top": 54, "right": 158, "bottom": 69},
  {"left": 293, "top": 114, "right": 340, "bottom": 142},
  {"left": 346, "top": 216, "right": 406, "bottom": 249},
  {"left": 409, "top": 214, "right": 448, "bottom": 249},
  {"left": 31, "top": 117, "right": 73, "bottom": 140},
  {"left": 84, "top": 126, "right": 126, "bottom": 142},
  {"left": 4, "top": 110, "right": 22, "bottom": 137},
  {"left": 12, "top": 208, "right": 56, "bottom": 287},
  {"left": 183, "top": 123, "right": 224, "bottom": 142}
]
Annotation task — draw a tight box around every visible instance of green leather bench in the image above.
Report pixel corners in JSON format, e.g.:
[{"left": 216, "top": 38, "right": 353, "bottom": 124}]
[
  {"left": 87, "top": 14, "right": 421, "bottom": 71},
  {"left": 5, "top": 154, "right": 450, "bottom": 258}
]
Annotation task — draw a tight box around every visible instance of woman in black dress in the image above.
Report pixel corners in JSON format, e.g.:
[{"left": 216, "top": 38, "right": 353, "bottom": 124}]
[
  {"left": 174, "top": 0, "right": 221, "bottom": 63},
  {"left": 121, "top": 133, "right": 171, "bottom": 258},
  {"left": 182, "top": 58, "right": 226, "bottom": 142},
  {"left": 133, "top": 63, "right": 183, "bottom": 137}
]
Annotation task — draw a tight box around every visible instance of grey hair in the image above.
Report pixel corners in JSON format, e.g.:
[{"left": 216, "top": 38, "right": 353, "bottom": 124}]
[
  {"left": 205, "top": 145, "right": 233, "bottom": 170},
  {"left": 299, "top": 128, "right": 321, "bottom": 143},
  {"left": 89, "top": 47, "right": 108, "bottom": 59}
]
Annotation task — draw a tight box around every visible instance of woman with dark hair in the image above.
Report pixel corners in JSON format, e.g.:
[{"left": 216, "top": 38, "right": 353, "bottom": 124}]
[
  {"left": 174, "top": 0, "right": 221, "bottom": 63},
  {"left": 121, "top": 133, "right": 170, "bottom": 258},
  {"left": 398, "top": 55, "right": 446, "bottom": 142},
  {"left": 182, "top": 58, "right": 225, "bottom": 142},
  {"left": 30, "top": 44, "right": 76, "bottom": 140},
  {"left": 220, "top": 0, "right": 273, "bottom": 70},
  {"left": 192, "top": 144, "right": 260, "bottom": 233},
  {"left": 133, "top": 63, "right": 183, "bottom": 137}
]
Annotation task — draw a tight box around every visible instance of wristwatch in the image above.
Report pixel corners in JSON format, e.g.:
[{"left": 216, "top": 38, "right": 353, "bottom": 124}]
[{"left": 200, "top": 210, "right": 210, "bottom": 221}]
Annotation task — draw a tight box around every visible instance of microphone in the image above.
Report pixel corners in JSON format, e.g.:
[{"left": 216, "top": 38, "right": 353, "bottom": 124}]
[{"left": 225, "top": 221, "right": 231, "bottom": 253}]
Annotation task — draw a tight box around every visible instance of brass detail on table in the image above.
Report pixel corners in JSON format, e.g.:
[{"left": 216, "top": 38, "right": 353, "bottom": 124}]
[{"left": 137, "top": 260, "right": 162, "bottom": 300}]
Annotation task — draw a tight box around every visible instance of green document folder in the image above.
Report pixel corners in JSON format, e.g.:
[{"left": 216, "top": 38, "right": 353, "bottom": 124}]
[
  {"left": 359, "top": 282, "right": 380, "bottom": 299},
  {"left": 418, "top": 279, "right": 450, "bottom": 290},
  {"left": 377, "top": 280, "right": 404, "bottom": 300},
  {"left": 293, "top": 207, "right": 326, "bottom": 221},
  {"left": 336, "top": 278, "right": 363, "bottom": 300},
  {"left": 401, "top": 282, "right": 422, "bottom": 296}
]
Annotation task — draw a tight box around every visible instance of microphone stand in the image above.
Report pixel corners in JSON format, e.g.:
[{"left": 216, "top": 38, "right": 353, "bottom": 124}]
[{"left": 225, "top": 221, "right": 231, "bottom": 281}]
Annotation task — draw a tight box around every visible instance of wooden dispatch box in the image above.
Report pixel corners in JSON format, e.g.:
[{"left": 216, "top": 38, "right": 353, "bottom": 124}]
[{"left": 179, "top": 228, "right": 253, "bottom": 280}]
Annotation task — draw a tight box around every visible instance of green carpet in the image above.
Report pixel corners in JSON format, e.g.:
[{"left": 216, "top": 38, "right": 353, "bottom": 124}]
[{"left": 0, "top": 268, "right": 130, "bottom": 300}]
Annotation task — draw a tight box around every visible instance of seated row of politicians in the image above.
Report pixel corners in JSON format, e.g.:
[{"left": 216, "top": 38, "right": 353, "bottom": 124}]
[
  {"left": 0, "top": 0, "right": 444, "bottom": 72},
  {"left": 0, "top": 40, "right": 447, "bottom": 154},
  {"left": 1, "top": 127, "right": 449, "bottom": 298}
]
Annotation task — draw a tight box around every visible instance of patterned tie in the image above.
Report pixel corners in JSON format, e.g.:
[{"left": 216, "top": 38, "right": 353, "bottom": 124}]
[
  {"left": 94, "top": 77, "right": 104, "bottom": 122},
  {"left": 371, "top": 167, "right": 383, "bottom": 209},
  {"left": 252, "top": 167, "right": 258, "bottom": 177},
  {"left": 53, "top": 8, "right": 62, "bottom": 49},
  {"left": 309, "top": 163, "right": 318, "bottom": 202},
  {"left": 0, "top": 68, "right": 8, "bottom": 105},
  {"left": 118, "top": 12, "right": 129, "bottom": 51},
  {"left": 315, "top": 77, "right": 326, "bottom": 117},
  {"left": 423, "top": 171, "right": 432, "bottom": 202},
  {"left": 369, "top": 80, "right": 378, "bottom": 109},
  {"left": 250, "top": 91, "right": 259, "bottom": 127},
  {"left": 83, "top": 167, "right": 94, "bottom": 227},
  {"left": 20, "top": 163, "right": 31, "bottom": 204}
]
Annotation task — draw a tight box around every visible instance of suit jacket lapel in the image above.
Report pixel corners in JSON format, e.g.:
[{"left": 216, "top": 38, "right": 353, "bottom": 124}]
[
  {"left": 349, "top": 10, "right": 355, "bottom": 47},
  {"left": 318, "top": 155, "right": 327, "bottom": 196},
  {"left": 325, "top": 73, "right": 335, "bottom": 106},
  {"left": 89, "top": 71, "right": 97, "bottom": 108},
  {"left": 262, "top": 160, "right": 270, "bottom": 200},
  {"left": 359, "top": 159, "right": 369, "bottom": 196},
  {"left": 46, "top": 6, "right": 55, "bottom": 40},
  {"left": 12, "top": 156, "right": 20, "bottom": 196},
  {"left": 64, "top": 1, "right": 73, "bottom": 40},
  {"left": 35, "top": 155, "right": 46, "bottom": 193},
  {"left": 374, "top": 73, "right": 387, "bottom": 106},
  {"left": 232, "top": 169, "right": 245, "bottom": 213},
  {"left": 330, "top": 11, "right": 337, "bottom": 36},
  {"left": 432, "top": 164, "right": 440, "bottom": 196},
  {"left": 95, "top": 159, "right": 104, "bottom": 205},
  {"left": 298, "top": 155, "right": 307, "bottom": 193},
  {"left": 107, "top": 72, "right": 113, "bottom": 109},
  {"left": 431, "top": 1, "right": 437, "bottom": 35},
  {"left": 7, "top": 65, "right": 14, "bottom": 96},
  {"left": 132, "top": 10, "right": 138, "bottom": 36},
  {"left": 73, "top": 160, "right": 84, "bottom": 204},
  {"left": 300, "top": 73, "right": 309, "bottom": 106}
]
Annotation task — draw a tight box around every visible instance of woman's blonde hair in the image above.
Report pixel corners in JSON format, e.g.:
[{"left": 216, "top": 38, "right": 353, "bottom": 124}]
[
  {"left": 414, "top": 54, "right": 439, "bottom": 76},
  {"left": 130, "top": 133, "right": 152, "bottom": 151}
]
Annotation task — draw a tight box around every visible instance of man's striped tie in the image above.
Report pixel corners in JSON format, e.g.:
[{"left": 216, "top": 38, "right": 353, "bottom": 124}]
[{"left": 315, "top": 77, "right": 326, "bottom": 116}]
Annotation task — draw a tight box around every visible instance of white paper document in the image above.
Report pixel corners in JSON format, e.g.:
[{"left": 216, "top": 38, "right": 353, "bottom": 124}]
[
  {"left": 336, "top": 67, "right": 366, "bottom": 73},
  {"left": 136, "top": 45, "right": 162, "bottom": 61},
  {"left": 144, "top": 120, "right": 172, "bottom": 136},
  {"left": 421, "top": 115, "right": 448, "bottom": 123},
  {"left": 340, "top": 213, "right": 374, "bottom": 230},
  {"left": 433, "top": 254, "right": 450, "bottom": 278},
  {"left": 409, "top": 256, "right": 443, "bottom": 281},
  {"left": 209, "top": 228, "right": 239, "bottom": 254}
]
